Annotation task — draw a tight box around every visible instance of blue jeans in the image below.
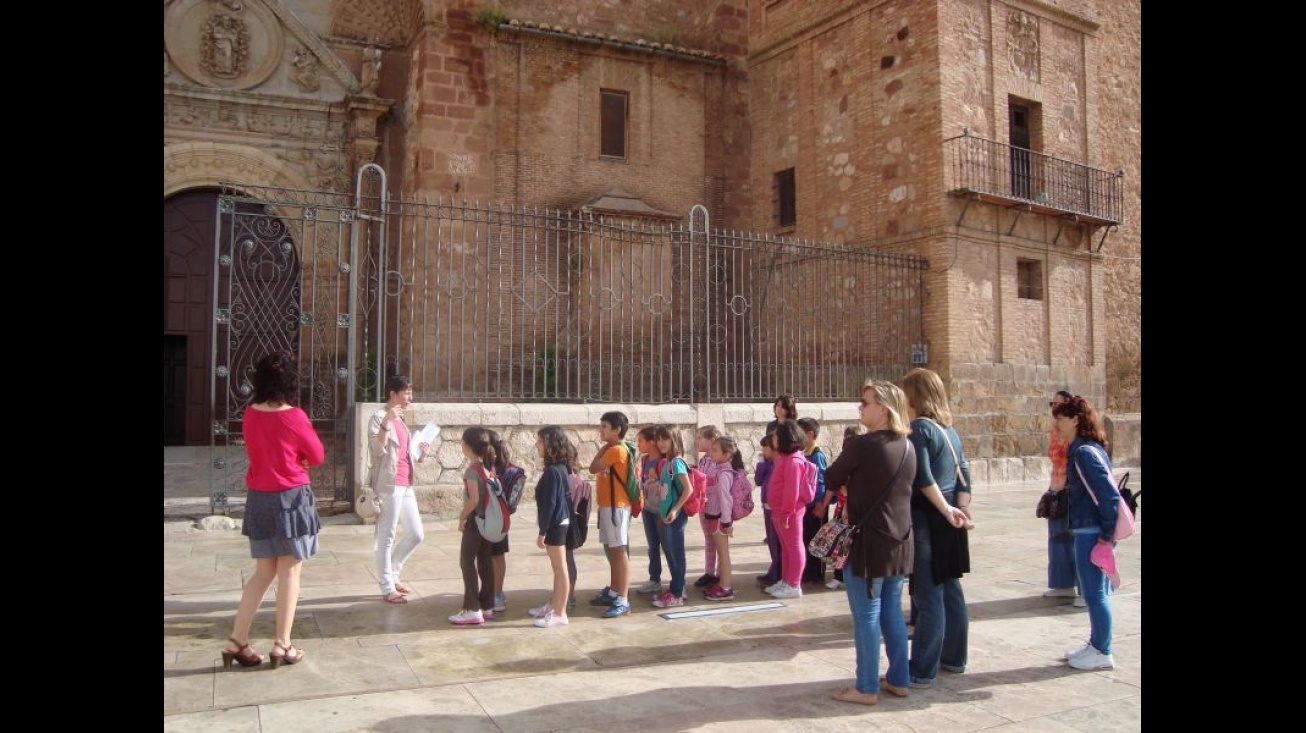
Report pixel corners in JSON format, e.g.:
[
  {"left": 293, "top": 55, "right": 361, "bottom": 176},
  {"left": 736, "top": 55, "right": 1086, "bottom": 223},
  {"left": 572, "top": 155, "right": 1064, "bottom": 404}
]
[
  {"left": 641, "top": 510, "right": 663, "bottom": 583},
  {"left": 910, "top": 509, "right": 968, "bottom": 684},
  {"left": 655, "top": 510, "right": 689, "bottom": 597},
  {"left": 1074, "top": 531, "right": 1113, "bottom": 654},
  {"left": 1047, "top": 514, "right": 1078, "bottom": 589},
  {"left": 845, "top": 573, "right": 909, "bottom": 694}
]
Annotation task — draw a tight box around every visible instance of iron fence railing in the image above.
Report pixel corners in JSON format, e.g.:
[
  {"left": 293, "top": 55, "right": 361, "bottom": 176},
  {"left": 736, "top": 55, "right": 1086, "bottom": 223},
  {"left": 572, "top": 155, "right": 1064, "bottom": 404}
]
[{"left": 944, "top": 130, "right": 1123, "bottom": 225}]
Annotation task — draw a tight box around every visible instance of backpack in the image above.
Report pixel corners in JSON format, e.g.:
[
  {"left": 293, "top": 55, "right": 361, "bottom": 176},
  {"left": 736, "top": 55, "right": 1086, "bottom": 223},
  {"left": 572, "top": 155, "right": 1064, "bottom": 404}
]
[
  {"left": 502, "top": 465, "right": 528, "bottom": 514},
  {"left": 671, "top": 457, "right": 708, "bottom": 518},
  {"left": 472, "top": 465, "right": 511, "bottom": 543},
  {"left": 797, "top": 458, "right": 819, "bottom": 506},
  {"left": 566, "top": 473, "right": 592, "bottom": 550},
  {"left": 607, "top": 440, "right": 643, "bottom": 515},
  {"left": 725, "top": 466, "right": 754, "bottom": 520}
]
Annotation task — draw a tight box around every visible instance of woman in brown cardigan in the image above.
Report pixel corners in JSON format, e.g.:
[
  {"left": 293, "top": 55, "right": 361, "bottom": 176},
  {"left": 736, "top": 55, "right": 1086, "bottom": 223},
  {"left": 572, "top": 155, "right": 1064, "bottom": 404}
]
[{"left": 823, "top": 379, "right": 917, "bottom": 705}]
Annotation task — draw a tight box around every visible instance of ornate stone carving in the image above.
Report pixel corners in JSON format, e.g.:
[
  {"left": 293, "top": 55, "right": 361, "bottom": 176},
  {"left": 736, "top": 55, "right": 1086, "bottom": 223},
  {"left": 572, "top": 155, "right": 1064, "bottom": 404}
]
[
  {"left": 1008, "top": 10, "right": 1040, "bottom": 82},
  {"left": 201, "top": 13, "right": 250, "bottom": 79},
  {"left": 165, "top": 95, "right": 348, "bottom": 141},
  {"left": 290, "top": 45, "right": 321, "bottom": 92},
  {"left": 360, "top": 45, "right": 382, "bottom": 95},
  {"left": 164, "top": 0, "right": 284, "bottom": 90}
]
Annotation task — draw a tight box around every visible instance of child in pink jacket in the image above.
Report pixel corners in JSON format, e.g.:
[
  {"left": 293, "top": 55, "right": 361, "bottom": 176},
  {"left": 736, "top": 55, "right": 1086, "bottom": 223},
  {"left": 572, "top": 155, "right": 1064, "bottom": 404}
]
[{"left": 763, "top": 419, "right": 812, "bottom": 599}]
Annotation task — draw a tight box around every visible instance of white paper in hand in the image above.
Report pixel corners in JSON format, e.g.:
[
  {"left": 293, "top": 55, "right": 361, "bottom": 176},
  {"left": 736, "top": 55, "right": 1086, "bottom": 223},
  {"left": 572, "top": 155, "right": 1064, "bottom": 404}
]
[{"left": 411, "top": 422, "right": 440, "bottom": 462}]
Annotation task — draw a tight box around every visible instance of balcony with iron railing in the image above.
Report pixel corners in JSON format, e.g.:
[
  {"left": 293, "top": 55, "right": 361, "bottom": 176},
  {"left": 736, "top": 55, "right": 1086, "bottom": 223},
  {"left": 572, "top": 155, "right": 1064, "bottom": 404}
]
[{"left": 944, "top": 130, "right": 1124, "bottom": 228}]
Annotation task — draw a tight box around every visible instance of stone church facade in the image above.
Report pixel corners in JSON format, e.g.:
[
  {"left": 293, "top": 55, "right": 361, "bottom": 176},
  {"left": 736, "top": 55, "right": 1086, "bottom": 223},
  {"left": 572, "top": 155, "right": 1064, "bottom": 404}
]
[{"left": 164, "top": 1, "right": 1140, "bottom": 476}]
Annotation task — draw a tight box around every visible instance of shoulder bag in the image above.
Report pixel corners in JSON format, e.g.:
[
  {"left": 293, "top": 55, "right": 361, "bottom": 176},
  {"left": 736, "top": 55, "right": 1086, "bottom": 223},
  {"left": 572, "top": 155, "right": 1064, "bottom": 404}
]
[{"left": 808, "top": 444, "right": 910, "bottom": 570}]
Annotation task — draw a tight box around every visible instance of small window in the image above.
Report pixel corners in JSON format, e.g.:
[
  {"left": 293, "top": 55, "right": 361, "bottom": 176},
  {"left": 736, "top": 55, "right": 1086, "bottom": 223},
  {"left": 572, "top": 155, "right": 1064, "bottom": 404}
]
[
  {"left": 775, "top": 168, "right": 796, "bottom": 228},
  {"left": 1017, "top": 259, "right": 1043, "bottom": 300},
  {"left": 600, "top": 90, "right": 628, "bottom": 159}
]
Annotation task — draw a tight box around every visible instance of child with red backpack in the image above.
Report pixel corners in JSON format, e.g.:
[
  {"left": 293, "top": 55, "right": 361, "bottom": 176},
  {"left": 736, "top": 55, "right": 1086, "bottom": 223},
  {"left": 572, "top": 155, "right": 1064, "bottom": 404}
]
[{"left": 702, "top": 436, "right": 749, "bottom": 601}]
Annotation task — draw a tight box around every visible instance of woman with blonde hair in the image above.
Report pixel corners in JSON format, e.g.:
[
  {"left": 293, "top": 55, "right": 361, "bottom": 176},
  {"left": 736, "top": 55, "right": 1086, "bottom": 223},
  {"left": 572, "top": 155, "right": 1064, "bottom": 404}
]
[
  {"left": 900, "top": 368, "right": 971, "bottom": 688},
  {"left": 823, "top": 380, "right": 917, "bottom": 705}
]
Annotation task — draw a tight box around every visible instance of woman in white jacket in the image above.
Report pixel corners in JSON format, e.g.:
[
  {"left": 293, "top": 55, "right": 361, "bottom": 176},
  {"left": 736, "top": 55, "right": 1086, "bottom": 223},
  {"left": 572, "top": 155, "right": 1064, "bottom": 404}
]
[{"left": 368, "top": 376, "right": 430, "bottom": 603}]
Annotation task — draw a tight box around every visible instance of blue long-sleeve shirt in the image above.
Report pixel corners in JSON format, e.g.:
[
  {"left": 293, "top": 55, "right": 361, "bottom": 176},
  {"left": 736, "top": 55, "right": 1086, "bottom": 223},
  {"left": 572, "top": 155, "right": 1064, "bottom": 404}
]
[
  {"left": 535, "top": 463, "right": 571, "bottom": 533},
  {"left": 803, "top": 446, "right": 828, "bottom": 507}
]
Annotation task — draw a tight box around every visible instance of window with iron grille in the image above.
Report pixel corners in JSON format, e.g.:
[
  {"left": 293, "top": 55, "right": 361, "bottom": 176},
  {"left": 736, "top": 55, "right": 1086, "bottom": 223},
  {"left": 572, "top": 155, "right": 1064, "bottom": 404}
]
[
  {"left": 600, "top": 90, "right": 628, "bottom": 159},
  {"left": 1017, "top": 258, "right": 1043, "bottom": 300},
  {"left": 775, "top": 168, "right": 796, "bottom": 228}
]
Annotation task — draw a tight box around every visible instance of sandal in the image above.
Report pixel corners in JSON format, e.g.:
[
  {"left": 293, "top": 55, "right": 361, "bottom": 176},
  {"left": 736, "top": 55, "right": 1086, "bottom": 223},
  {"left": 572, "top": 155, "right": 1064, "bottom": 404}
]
[
  {"left": 221, "top": 637, "right": 263, "bottom": 669},
  {"left": 383, "top": 591, "right": 408, "bottom": 604},
  {"left": 269, "top": 641, "right": 304, "bottom": 669},
  {"left": 878, "top": 677, "right": 909, "bottom": 698},
  {"left": 832, "top": 686, "right": 879, "bottom": 706},
  {"left": 394, "top": 581, "right": 413, "bottom": 595}
]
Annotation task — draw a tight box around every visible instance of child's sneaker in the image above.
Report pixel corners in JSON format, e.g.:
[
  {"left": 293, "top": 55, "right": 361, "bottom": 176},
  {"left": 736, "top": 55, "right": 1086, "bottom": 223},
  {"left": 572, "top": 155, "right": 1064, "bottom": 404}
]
[
  {"left": 703, "top": 585, "right": 734, "bottom": 601},
  {"left": 652, "top": 591, "right": 685, "bottom": 608},
  {"left": 635, "top": 579, "right": 663, "bottom": 594},
  {"left": 825, "top": 579, "right": 844, "bottom": 590},
  {"left": 602, "top": 601, "right": 631, "bottom": 618},
  {"left": 693, "top": 573, "right": 719, "bottom": 588},
  {"left": 482, "top": 609, "right": 495, "bottom": 620},
  {"left": 590, "top": 586, "right": 618, "bottom": 606},
  {"left": 533, "top": 609, "right": 570, "bottom": 628},
  {"left": 448, "top": 609, "right": 484, "bottom": 625},
  {"left": 493, "top": 592, "right": 508, "bottom": 612},
  {"left": 528, "top": 603, "right": 551, "bottom": 618},
  {"left": 768, "top": 582, "right": 803, "bottom": 599}
]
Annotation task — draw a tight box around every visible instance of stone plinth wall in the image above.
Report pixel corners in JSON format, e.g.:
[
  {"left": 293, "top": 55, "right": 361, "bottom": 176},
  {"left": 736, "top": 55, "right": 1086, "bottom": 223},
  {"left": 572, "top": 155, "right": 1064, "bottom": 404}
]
[{"left": 354, "top": 399, "right": 1139, "bottom": 519}]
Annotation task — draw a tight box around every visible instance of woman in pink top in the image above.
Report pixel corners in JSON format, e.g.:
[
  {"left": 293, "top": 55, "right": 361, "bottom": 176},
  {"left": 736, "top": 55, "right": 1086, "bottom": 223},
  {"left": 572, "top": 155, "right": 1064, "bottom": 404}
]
[{"left": 221, "top": 352, "right": 325, "bottom": 671}]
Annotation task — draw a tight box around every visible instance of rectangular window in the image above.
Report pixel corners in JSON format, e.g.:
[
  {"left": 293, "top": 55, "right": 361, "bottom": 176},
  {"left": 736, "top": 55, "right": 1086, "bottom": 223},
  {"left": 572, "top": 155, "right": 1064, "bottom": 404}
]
[
  {"left": 1017, "top": 258, "right": 1043, "bottom": 300},
  {"left": 775, "top": 168, "right": 796, "bottom": 228},
  {"left": 600, "top": 90, "right": 628, "bottom": 159}
]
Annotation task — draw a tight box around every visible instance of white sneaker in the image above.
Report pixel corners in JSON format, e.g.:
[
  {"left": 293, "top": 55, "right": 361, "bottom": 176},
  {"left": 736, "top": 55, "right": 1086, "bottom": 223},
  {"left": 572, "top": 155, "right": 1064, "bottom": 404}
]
[
  {"left": 768, "top": 582, "right": 803, "bottom": 599},
  {"left": 1068, "top": 648, "right": 1115, "bottom": 670},
  {"left": 1043, "top": 587, "right": 1077, "bottom": 598},
  {"left": 493, "top": 592, "right": 507, "bottom": 612},
  {"left": 528, "top": 603, "right": 551, "bottom": 618},
  {"left": 1072, "top": 597, "right": 1087, "bottom": 608},
  {"left": 533, "top": 609, "right": 570, "bottom": 628},
  {"left": 635, "top": 579, "right": 663, "bottom": 594},
  {"left": 1062, "top": 642, "right": 1093, "bottom": 661},
  {"left": 763, "top": 581, "right": 785, "bottom": 596},
  {"left": 448, "top": 609, "right": 484, "bottom": 625},
  {"left": 825, "top": 579, "right": 844, "bottom": 590}
]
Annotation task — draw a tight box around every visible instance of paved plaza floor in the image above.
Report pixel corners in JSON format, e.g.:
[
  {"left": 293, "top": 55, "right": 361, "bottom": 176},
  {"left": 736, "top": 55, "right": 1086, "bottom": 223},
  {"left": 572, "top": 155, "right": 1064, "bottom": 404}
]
[{"left": 164, "top": 473, "right": 1141, "bottom": 732}]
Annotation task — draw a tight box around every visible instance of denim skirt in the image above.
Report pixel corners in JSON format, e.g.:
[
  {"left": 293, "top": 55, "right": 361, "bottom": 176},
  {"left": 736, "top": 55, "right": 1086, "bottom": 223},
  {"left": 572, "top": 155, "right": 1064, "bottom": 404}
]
[{"left": 242, "top": 485, "right": 322, "bottom": 560}]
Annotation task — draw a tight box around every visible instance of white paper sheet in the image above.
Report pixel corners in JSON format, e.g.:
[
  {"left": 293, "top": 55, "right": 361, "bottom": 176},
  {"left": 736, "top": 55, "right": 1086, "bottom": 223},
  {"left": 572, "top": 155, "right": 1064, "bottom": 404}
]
[{"left": 411, "top": 422, "right": 440, "bottom": 462}]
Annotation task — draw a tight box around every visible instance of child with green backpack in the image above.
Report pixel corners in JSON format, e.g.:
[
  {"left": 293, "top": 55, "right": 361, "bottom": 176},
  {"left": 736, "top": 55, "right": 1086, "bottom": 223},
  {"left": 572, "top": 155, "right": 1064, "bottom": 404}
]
[{"left": 586, "top": 411, "right": 638, "bottom": 618}]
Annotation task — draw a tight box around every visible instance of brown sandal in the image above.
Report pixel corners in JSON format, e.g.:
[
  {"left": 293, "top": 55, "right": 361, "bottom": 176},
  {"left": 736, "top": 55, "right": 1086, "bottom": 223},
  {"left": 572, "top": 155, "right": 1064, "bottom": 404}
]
[
  {"left": 221, "top": 637, "right": 263, "bottom": 669},
  {"left": 269, "top": 641, "right": 304, "bottom": 669}
]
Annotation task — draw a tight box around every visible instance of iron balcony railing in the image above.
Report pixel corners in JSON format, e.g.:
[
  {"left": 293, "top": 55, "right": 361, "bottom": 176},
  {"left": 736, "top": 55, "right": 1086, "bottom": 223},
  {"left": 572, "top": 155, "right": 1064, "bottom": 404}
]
[{"left": 944, "top": 130, "right": 1124, "bottom": 226}]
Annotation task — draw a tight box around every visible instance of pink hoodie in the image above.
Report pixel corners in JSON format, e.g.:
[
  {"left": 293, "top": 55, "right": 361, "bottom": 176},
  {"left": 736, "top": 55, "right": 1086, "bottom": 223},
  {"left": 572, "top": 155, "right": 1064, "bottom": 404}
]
[{"left": 766, "top": 451, "right": 810, "bottom": 516}]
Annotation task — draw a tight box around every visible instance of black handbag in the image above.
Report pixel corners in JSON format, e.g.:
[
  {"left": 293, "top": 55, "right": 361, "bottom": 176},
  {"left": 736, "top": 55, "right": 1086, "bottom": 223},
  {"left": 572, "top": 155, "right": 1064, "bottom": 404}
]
[{"left": 1035, "top": 489, "right": 1067, "bottom": 519}]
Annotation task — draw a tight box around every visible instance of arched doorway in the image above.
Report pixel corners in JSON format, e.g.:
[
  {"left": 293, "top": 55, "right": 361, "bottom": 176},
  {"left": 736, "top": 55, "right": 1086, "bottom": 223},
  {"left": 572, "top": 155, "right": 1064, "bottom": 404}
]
[{"left": 163, "top": 190, "right": 303, "bottom": 448}]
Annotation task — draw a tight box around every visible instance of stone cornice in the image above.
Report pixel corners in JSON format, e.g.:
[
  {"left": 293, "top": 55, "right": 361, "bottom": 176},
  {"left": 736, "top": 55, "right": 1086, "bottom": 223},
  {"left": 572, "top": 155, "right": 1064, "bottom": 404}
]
[{"left": 165, "top": 82, "right": 348, "bottom": 115}]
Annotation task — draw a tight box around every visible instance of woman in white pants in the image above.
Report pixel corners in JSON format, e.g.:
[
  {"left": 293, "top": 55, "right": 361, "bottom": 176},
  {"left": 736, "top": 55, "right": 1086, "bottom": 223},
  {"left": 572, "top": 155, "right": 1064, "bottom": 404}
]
[{"left": 369, "top": 376, "right": 430, "bottom": 604}]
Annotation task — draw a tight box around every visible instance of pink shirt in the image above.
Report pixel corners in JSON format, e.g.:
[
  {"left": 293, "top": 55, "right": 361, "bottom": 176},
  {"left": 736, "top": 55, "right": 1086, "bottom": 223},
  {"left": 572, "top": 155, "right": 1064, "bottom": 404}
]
[
  {"left": 766, "top": 451, "right": 810, "bottom": 515},
  {"left": 242, "top": 407, "right": 325, "bottom": 492},
  {"left": 392, "top": 421, "right": 413, "bottom": 487}
]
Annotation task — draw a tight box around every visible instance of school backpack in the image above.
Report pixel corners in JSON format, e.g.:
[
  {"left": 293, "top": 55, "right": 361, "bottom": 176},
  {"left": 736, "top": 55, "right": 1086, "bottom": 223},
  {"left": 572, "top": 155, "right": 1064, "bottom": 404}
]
[
  {"left": 608, "top": 440, "right": 643, "bottom": 515},
  {"left": 472, "top": 465, "right": 511, "bottom": 543},
  {"left": 673, "top": 457, "right": 708, "bottom": 517},
  {"left": 797, "top": 458, "right": 819, "bottom": 506},
  {"left": 725, "top": 466, "right": 754, "bottom": 520},
  {"left": 502, "top": 464, "right": 528, "bottom": 515},
  {"left": 566, "top": 472, "right": 592, "bottom": 550}
]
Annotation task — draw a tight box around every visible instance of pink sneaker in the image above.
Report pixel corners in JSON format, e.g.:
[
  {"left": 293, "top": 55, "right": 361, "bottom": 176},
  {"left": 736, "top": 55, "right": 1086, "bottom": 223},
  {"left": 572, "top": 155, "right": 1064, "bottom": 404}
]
[
  {"left": 703, "top": 585, "right": 735, "bottom": 601},
  {"left": 652, "top": 591, "right": 685, "bottom": 608}
]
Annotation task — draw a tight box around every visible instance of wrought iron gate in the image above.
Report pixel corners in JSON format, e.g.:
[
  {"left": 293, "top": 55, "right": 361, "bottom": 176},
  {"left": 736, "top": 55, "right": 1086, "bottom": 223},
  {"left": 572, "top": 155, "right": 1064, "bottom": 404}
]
[{"left": 208, "top": 165, "right": 928, "bottom": 512}]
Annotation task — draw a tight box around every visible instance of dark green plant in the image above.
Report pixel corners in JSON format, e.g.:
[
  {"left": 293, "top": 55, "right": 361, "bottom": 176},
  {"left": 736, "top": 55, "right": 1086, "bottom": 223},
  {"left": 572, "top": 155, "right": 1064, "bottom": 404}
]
[
  {"left": 474, "top": 7, "right": 510, "bottom": 35},
  {"left": 534, "top": 345, "right": 558, "bottom": 400},
  {"left": 355, "top": 350, "right": 378, "bottom": 402}
]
